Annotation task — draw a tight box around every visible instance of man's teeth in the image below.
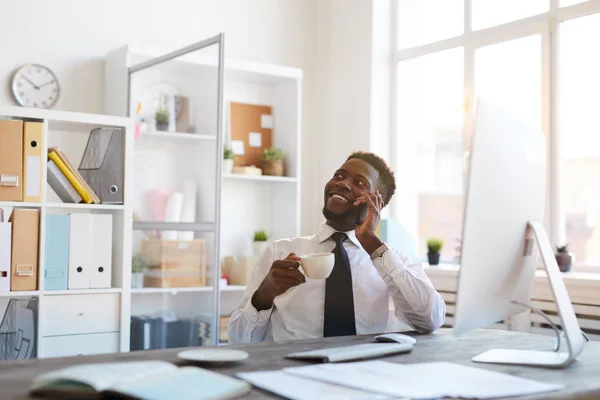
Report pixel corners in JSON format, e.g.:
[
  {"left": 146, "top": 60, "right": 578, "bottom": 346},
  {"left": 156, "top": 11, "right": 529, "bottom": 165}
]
[{"left": 332, "top": 194, "right": 349, "bottom": 203}]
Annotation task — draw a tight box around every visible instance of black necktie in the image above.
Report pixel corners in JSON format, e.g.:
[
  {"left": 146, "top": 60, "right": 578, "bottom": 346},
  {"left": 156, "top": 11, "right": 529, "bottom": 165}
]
[{"left": 323, "top": 232, "right": 356, "bottom": 337}]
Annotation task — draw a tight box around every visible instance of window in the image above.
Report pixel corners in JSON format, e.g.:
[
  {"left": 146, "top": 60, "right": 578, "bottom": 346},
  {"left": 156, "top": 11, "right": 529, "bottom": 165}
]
[
  {"left": 397, "top": 0, "right": 463, "bottom": 49},
  {"left": 471, "top": 0, "right": 548, "bottom": 30},
  {"left": 559, "top": 13, "right": 600, "bottom": 267},
  {"left": 474, "top": 35, "right": 542, "bottom": 130},
  {"left": 394, "top": 0, "right": 600, "bottom": 268}
]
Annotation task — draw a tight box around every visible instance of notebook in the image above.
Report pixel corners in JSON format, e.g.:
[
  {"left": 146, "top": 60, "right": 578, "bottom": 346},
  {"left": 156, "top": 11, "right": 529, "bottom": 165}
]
[{"left": 29, "top": 360, "right": 251, "bottom": 400}]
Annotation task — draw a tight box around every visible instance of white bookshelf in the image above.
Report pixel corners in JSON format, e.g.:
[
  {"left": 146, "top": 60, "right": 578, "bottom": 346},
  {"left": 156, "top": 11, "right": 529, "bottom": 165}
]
[
  {"left": 0, "top": 106, "right": 134, "bottom": 359},
  {"left": 222, "top": 174, "right": 298, "bottom": 183},
  {"left": 139, "top": 131, "right": 217, "bottom": 141}
]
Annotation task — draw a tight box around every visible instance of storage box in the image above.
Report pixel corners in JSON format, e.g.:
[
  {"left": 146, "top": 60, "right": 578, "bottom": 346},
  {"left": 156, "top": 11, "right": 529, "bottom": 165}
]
[
  {"left": 143, "top": 269, "right": 206, "bottom": 288},
  {"left": 140, "top": 239, "right": 206, "bottom": 287},
  {"left": 141, "top": 239, "right": 205, "bottom": 270}
]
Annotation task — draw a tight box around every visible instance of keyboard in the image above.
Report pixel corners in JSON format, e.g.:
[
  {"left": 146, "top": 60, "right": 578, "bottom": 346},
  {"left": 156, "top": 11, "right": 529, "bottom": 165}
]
[{"left": 285, "top": 342, "right": 413, "bottom": 363}]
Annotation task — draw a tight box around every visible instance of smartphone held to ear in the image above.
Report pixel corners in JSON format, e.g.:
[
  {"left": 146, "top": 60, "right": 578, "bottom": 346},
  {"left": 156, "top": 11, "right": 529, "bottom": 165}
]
[{"left": 355, "top": 203, "right": 368, "bottom": 225}]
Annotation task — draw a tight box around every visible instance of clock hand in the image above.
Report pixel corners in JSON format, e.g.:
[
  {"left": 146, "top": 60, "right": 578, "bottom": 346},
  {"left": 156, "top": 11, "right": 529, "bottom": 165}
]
[
  {"left": 22, "top": 76, "right": 40, "bottom": 90},
  {"left": 38, "top": 80, "right": 55, "bottom": 88}
]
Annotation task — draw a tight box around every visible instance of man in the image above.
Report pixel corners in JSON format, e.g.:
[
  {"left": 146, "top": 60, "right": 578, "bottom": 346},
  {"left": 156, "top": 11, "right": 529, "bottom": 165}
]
[{"left": 228, "top": 151, "right": 445, "bottom": 343}]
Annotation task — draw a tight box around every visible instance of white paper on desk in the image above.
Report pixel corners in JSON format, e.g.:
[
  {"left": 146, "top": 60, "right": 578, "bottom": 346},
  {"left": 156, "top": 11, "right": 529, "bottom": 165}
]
[
  {"left": 236, "top": 370, "right": 396, "bottom": 400},
  {"left": 284, "top": 361, "right": 565, "bottom": 399}
]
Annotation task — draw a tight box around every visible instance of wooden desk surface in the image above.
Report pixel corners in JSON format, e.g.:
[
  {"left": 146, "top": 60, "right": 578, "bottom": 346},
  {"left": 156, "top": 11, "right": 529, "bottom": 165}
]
[{"left": 2, "top": 329, "right": 600, "bottom": 399}]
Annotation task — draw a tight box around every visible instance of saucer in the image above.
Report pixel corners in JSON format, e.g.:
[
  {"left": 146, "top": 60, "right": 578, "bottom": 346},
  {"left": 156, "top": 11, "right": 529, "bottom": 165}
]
[{"left": 177, "top": 348, "right": 249, "bottom": 363}]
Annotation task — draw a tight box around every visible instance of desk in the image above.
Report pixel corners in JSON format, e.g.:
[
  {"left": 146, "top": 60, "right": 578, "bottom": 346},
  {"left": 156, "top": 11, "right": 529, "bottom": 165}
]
[{"left": 2, "top": 329, "right": 600, "bottom": 399}]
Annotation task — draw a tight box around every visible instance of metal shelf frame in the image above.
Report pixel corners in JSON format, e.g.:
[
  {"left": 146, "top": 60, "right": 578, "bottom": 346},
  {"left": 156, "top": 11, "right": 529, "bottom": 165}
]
[{"left": 125, "top": 34, "right": 225, "bottom": 347}]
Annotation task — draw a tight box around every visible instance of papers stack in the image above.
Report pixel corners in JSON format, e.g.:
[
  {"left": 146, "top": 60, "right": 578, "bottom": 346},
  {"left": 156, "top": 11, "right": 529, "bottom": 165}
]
[{"left": 238, "top": 361, "right": 564, "bottom": 400}]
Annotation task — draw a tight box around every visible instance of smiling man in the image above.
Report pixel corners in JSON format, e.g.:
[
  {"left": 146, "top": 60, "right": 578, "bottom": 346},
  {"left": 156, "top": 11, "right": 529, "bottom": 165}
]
[{"left": 228, "top": 151, "right": 446, "bottom": 343}]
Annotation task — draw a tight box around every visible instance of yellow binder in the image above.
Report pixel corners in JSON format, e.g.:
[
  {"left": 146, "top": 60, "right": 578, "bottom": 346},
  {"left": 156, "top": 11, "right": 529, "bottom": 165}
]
[
  {"left": 48, "top": 151, "right": 92, "bottom": 204},
  {"left": 23, "top": 122, "right": 44, "bottom": 202}
]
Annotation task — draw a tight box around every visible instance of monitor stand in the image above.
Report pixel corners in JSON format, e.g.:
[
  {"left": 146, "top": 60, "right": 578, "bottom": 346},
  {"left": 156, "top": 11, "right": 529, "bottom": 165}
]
[{"left": 471, "top": 221, "right": 585, "bottom": 368}]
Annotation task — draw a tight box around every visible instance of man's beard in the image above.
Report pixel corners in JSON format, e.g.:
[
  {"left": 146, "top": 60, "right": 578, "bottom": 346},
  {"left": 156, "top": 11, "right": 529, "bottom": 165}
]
[{"left": 322, "top": 205, "right": 360, "bottom": 224}]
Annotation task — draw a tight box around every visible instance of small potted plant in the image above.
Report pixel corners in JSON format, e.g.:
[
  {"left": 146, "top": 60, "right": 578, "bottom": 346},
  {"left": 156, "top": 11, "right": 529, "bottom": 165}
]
[
  {"left": 223, "top": 146, "right": 235, "bottom": 174},
  {"left": 261, "top": 147, "right": 284, "bottom": 176},
  {"left": 131, "top": 252, "right": 149, "bottom": 288},
  {"left": 555, "top": 244, "right": 573, "bottom": 272},
  {"left": 427, "top": 237, "right": 444, "bottom": 266},
  {"left": 155, "top": 108, "right": 170, "bottom": 131},
  {"left": 253, "top": 230, "right": 269, "bottom": 256}
]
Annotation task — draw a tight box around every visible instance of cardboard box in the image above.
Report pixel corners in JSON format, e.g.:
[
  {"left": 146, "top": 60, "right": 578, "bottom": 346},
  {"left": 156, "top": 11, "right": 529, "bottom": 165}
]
[
  {"left": 143, "top": 269, "right": 206, "bottom": 288},
  {"left": 141, "top": 239, "right": 206, "bottom": 287}
]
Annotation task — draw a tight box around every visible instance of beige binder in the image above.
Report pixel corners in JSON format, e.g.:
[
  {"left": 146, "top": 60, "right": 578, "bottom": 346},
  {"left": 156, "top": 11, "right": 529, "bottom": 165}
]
[
  {"left": 23, "top": 122, "right": 44, "bottom": 202},
  {"left": 0, "top": 120, "right": 24, "bottom": 201},
  {"left": 10, "top": 208, "right": 40, "bottom": 291}
]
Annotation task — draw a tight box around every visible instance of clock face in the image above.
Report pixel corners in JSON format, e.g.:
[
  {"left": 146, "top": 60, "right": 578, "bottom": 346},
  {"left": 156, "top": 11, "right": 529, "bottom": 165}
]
[{"left": 11, "top": 64, "right": 60, "bottom": 109}]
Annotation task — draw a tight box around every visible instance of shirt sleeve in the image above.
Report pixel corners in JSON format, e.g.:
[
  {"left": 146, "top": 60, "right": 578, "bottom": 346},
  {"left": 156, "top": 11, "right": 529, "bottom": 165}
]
[
  {"left": 227, "top": 242, "right": 275, "bottom": 344},
  {"left": 372, "top": 247, "right": 446, "bottom": 333}
]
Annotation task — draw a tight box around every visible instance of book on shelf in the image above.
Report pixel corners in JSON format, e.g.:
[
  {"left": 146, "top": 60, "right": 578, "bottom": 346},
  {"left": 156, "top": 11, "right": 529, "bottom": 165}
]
[
  {"left": 47, "top": 147, "right": 100, "bottom": 204},
  {"left": 47, "top": 160, "right": 83, "bottom": 204},
  {"left": 29, "top": 360, "right": 251, "bottom": 400}
]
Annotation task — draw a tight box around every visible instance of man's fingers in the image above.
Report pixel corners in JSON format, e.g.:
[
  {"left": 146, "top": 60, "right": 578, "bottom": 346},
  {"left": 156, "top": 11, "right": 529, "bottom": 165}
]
[
  {"left": 272, "top": 267, "right": 304, "bottom": 279},
  {"left": 272, "top": 259, "right": 301, "bottom": 270},
  {"left": 291, "top": 269, "right": 306, "bottom": 282},
  {"left": 284, "top": 253, "right": 302, "bottom": 261}
]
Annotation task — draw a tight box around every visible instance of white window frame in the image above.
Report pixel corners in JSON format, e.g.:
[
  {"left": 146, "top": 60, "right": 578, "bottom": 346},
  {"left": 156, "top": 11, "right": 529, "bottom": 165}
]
[{"left": 391, "top": 0, "right": 600, "bottom": 270}]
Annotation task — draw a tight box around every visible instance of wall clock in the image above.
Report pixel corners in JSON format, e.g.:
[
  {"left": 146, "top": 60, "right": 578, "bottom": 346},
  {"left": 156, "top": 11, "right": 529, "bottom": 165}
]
[{"left": 11, "top": 64, "right": 60, "bottom": 109}]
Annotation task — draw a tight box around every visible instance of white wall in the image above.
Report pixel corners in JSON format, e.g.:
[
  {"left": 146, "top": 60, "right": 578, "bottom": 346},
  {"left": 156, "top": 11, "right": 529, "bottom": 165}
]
[
  {"left": 0, "top": 0, "right": 320, "bottom": 234},
  {"left": 312, "top": 0, "right": 395, "bottom": 221}
]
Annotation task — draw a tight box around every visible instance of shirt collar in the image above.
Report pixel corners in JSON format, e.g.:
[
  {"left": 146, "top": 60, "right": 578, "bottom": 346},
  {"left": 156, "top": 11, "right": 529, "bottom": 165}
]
[{"left": 316, "top": 223, "right": 362, "bottom": 248}]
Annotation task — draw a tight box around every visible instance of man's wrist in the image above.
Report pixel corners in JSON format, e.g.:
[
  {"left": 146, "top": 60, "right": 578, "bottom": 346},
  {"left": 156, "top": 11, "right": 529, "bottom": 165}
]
[
  {"left": 356, "top": 232, "right": 384, "bottom": 255},
  {"left": 251, "top": 289, "right": 274, "bottom": 311},
  {"left": 370, "top": 243, "right": 389, "bottom": 261}
]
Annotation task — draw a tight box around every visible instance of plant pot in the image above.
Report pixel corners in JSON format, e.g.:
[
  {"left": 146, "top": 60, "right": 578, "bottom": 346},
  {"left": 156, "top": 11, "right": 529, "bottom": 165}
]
[
  {"left": 261, "top": 159, "right": 284, "bottom": 176},
  {"left": 156, "top": 122, "right": 168, "bottom": 131},
  {"left": 223, "top": 159, "right": 234, "bottom": 174},
  {"left": 427, "top": 252, "right": 440, "bottom": 266},
  {"left": 555, "top": 252, "right": 572, "bottom": 272},
  {"left": 253, "top": 241, "right": 268, "bottom": 257},
  {"left": 131, "top": 272, "right": 145, "bottom": 288}
]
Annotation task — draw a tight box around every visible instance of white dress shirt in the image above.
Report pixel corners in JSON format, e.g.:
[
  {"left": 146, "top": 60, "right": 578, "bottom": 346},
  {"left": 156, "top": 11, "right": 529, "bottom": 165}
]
[{"left": 228, "top": 223, "right": 446, "bottom": 344}]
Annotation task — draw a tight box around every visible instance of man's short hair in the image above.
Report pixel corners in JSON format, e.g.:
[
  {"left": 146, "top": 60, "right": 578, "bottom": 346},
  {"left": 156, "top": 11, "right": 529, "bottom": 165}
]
[{"left": 347, "top": 151, "right": 397, "bottom": 206}]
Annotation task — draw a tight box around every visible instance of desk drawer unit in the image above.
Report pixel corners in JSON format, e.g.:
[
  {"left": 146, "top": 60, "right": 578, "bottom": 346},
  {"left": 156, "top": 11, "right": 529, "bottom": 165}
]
[
  {"left": 43, "top": 294, "right": 120, "bottom": 336},
  {"left": 40, "top": 332, "right": 119, "bottom": 358}
]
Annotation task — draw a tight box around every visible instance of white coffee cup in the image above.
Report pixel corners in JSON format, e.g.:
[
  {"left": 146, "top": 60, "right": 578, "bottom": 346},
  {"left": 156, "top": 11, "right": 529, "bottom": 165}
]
[{"left": 300, "top": 253, "right": 335, "bottom": 279}]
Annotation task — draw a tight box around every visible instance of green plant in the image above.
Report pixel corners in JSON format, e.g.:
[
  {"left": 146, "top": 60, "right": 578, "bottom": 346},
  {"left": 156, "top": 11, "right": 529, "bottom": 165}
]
[
  {"left": 132, "top": 253, "right": 149, "bottom": 273},
  {"left": 262, "top": 147, "right": 284, "bottom": 161},
  {"left": 427, "top": 237, "right": 444, "bottom": 254},
  {"left": 155, "top": 108, "right": 170, "bottom": 124},
  {"left": 254, "top": 230, "right": 268, "bottom": 242},
  {"left": 223, "top": 146, "right": 235, "bottom": 160},
  {"left": 556, "top": 244, "right": 569, "bottom": 254}
]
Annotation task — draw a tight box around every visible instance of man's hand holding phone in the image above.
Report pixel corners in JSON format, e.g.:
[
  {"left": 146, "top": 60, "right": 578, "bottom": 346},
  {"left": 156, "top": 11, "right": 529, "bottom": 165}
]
[
  {"left": 354, "top": 189, "right": 385, "bottom": 255},
  {"left": 252, "top": 253, "right": 306, "bottom": 311}
]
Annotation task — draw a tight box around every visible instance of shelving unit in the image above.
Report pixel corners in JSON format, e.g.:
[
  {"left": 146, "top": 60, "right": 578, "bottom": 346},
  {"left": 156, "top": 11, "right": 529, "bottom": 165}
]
[
  {"left": 138, "top": 131, "right": 216, "bottom": 141},
  {"left": 104, "top": 35, "right": 302, "bottom": 350},
  {"left": 222, "top": 174, "right": 298, "bottom": 183},
  {"left": 0, "top": 106, "right": 133, "bottom": 359}
]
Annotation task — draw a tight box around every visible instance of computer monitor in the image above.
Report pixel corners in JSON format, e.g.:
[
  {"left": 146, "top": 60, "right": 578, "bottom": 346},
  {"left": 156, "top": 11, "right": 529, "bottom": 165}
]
[{"left": 453, "top": 98, "right": 585, "bottom": 368}]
